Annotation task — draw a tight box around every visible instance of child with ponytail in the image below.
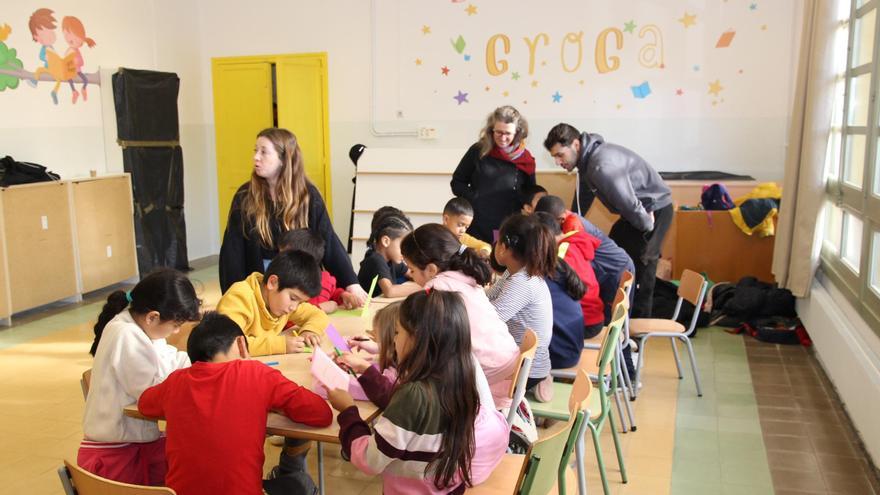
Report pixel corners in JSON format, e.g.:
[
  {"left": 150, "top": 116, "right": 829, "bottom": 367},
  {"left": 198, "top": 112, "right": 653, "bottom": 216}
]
[
  {"left": 488, "top": 214, "right": 556, "bottom": 400},
  {"left": 400, "top": 223, "right": 520, "bottom": 407},
  {"left": 358, "top": 208, "right": 421, "bottom": 297},
  {"left": 79, "top": 269, "right": 201, "bottom": 485}
]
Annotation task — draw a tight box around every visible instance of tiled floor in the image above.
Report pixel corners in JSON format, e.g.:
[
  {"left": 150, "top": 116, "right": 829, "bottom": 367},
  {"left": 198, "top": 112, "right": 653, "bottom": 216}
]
[{"left": 1, "top": 264, "right": 878, "bottom": 494}]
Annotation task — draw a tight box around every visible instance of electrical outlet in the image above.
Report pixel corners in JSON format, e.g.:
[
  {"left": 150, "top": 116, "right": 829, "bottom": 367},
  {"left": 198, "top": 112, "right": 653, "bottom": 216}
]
[{"left": 417, "top": 127, "right": 437, "bottom": 140}]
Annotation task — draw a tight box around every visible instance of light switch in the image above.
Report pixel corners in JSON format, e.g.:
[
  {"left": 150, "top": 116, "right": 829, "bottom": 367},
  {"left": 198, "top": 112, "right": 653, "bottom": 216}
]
[
  {"left": 106, "top": 245, "right": 113, "bottom": 258},
  {"left": 41, "top": 215, "right": 48, "bottom": 230}
]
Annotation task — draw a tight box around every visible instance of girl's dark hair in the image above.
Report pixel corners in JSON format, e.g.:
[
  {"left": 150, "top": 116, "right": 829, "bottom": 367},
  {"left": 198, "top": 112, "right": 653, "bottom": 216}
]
[
  {"left": 90, "top": 269, "right": 201, "bottom": 356},
  {"left": 497, "top": 214, "right": 556, "bottom": 278},
  {"left": 398, "top": 290, "right": 478, "bottom": 489},
  {"left": 556, "top": 258, "right": 586, "bottom": 300},
  {"left": 400, "top": 224, "right": 492, "bottom": 285},
  {"left": 534, "top": 211, "right": 562, "bottom": 235},
  {"left": 367, "top": 209, "right": 412, "bottom": 249}
]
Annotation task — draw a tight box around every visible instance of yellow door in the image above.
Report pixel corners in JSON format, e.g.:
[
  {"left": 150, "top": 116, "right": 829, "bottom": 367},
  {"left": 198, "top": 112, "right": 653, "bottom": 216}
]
[
  {"left": 211, "top": 60, "right": 274, "bottom": 236},
  {"left": 276, "top": 53, "right": 332, "bottom": 213}
]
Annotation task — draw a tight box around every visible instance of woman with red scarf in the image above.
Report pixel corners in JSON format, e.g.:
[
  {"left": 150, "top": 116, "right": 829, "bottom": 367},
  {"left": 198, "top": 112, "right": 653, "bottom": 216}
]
[{"left": 451, "top": 106, "right": 537, "bottom": 243}]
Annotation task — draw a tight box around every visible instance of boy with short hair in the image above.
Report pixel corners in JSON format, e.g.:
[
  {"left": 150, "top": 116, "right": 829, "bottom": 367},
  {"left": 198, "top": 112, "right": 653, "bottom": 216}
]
[
  {"left": 278, "top": 229, "right": 358, "bottom": 314},
  {"left": 442, "top": 197, "right": 491, "bottom": 257},
  {"left": 217, "top": 250, "right": 328, "bottom": 354},
  {"left": 520, "top": 184, "right": 548, "bottom": 215},
  {"left": 138, "top": 312, "right": 332, "bottom": 495}
]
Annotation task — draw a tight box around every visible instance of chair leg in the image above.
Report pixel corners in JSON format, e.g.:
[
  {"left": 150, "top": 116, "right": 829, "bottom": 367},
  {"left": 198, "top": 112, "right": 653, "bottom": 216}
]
[
  {"left": 670, "top": 338, "right": 683, "bottom": 379},
  {"left": 608, "top": 411, "right": 628, "bottom": 484},
  {"left": 621, "top": 348, "right": 636, "bottom": 400},
  {"left": 574, "top": 418, "right": 589, "bottom": 495},
  {"left": 588, "top": 422, "right": 612, "bottom": 495},
  {"left": 612, "top": 354, "right": 629, "bottom": 433},
  {"left": 632, "top": 337, "right": 649, "bottom": 399},
  {"left": 620, "top": 378, "right": 637, "bottom": 432},
  {"left": 681, "top": 336, "right": 703, "bottom": 397}
]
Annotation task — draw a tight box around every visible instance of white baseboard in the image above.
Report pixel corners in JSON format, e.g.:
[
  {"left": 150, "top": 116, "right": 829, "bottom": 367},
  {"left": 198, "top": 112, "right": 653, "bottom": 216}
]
[{"left": 798, "top": 273, "right": 880, "bottom": 462}]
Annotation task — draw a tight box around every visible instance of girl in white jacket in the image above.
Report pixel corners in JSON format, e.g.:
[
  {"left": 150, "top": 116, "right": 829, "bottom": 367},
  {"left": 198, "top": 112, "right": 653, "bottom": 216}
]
[{"left": 78, "top": 269, "right": 200, "bottom": 486}]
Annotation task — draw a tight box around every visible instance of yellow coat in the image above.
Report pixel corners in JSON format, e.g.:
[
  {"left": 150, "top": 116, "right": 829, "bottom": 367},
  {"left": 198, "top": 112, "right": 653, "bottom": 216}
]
[{"left": 216, "top": 272, "right": 328, "bottom": 356}]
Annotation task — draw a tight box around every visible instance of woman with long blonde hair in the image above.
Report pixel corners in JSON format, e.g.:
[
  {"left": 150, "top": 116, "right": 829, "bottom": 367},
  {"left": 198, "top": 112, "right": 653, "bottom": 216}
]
[
  {"left": 219, "top": 128, "right": 366, "bottom": 306},
  {"left": 451, "top": 106, "right": 537, "bottom": 243}
]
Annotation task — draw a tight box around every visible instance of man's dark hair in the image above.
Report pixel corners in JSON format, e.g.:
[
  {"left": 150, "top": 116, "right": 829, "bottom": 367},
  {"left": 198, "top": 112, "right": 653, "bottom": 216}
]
[
  {"left": 535, "top": 195, "right": 567, "bottom": 219},
  {"left": 265, "top": 250, "right": 322, "bottom": 297},
  {"left": 443, "top": 197, "right": 474, "bottom": 217},
  {"left": 543, "top": 123, "right": 581, "bottom": 151},
  {"left": 278, "top": 228, "right": 325, "bottom": 261},
  {"left": 187, "top": 312, "right": 246, "bottom": 363}
]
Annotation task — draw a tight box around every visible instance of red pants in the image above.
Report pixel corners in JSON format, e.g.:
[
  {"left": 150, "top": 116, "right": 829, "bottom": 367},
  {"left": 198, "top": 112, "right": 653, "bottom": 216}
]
[{"left": 77, "top": 438, "right": 167, "bottom": 486}]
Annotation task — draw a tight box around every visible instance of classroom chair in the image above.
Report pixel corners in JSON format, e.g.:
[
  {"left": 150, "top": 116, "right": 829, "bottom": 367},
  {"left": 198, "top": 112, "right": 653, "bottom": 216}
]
[
  {"left": 535, "top": 304, "right": 628, "bottom": 495},
  {"left": 58, "top": 460, "right": 176, "bottom": 495},
  {"left": 519, "top": 369, "right": 592, "bottom": 495},
  {"left": 551, "top": 288, "right": 636, "bottom": 433},
  {"left": 585, "top": 271, "right": 636, "bottom": 400},
  {"left": 630, "top": 268, "right": 708, "bottom": 398},
  {"left": 464, "top": 453, "right": 528, "bottom": 494},
  {"left": 506, "top": 328, "right": 538, "bottom": 426},
  {"left": 81, "top": 369, "right": 92, "bottom": 400}
]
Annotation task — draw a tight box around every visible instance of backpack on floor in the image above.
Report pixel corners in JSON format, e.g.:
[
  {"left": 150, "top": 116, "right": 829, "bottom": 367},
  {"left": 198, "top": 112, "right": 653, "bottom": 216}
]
[{"left": 732, "top": 316, "right": 812, "bottom": 346}]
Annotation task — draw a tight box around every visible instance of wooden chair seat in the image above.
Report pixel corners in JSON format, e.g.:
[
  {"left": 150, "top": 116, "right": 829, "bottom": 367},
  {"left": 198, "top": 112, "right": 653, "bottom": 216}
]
[{"left": 629, "top": 318, "right": 686, "bottom": 335}]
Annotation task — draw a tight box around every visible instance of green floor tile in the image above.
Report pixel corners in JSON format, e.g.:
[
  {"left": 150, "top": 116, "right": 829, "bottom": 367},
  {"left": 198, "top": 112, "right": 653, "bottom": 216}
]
[
  {"left": 677, "top": 413, "right": 719, "bottom": 432},
  {"left": 716, "top": 404, "right": 759, "bottom": 419},
  {"left": 671, "top": 479, "right": 724, "bottom": 495},
  {"left": 673, "top": 459, "right": 722, "bottom": 483},
  {"left": 714, "top": 371, "right": 753, "bottom": 384},
  {"left": 716, "top": 392, "right": 758, "bottom": 407},
  {"left": 720, "top": 483, "right": 774, "bottom": 495},
  {"left": 717, "top": 417, "right": 762, "bottom": 434}
]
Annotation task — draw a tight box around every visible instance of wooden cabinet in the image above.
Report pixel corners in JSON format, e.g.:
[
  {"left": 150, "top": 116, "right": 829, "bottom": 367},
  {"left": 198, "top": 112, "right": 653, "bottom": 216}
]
[{"left": 0, "top": 175, "right": 137, "bottom": 323}]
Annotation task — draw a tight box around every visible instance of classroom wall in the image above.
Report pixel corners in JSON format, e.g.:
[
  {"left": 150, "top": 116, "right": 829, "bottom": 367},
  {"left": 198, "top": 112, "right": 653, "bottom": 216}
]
[
  {"left": 1, "top": 0, "right": 802, "bottom": 263},
  {"left": 0, "top": 1, "right": 218, "bottom": 261}
]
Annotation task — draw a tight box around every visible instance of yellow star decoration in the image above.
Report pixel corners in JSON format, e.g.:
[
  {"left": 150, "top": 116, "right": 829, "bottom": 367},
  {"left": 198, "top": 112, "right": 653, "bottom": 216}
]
[
  {"left": 465, "top": 4, "right": 477, "bottom": 15},
  {"left": 578, "top": 80, "right": 585, "bottom": 85},
  {"left": 415, "top": 59, "right": 422, "bottom": 66},
  {"left": 678, "top": 12, "right": 697, "bottom": 28},
  {"left": 616, "top": 104, "right": 622, "bottom": 110},
  {"left": 421, "top": 25, "right": 431, "bottom": 35},
  {"left": 485, "top": 86, "right": 491, "bottom": 92},
  {"left": 708, "top": 79, "right": 723, "bottom": 96},
  {"left": 503, "top": 90, "right": 510, "bottom": 97},
  {"left": 761, "top": 24, "right": 768, "bottom": 31},
  {"left": 531, "top": 80, "right": 539, "bottom": 88},
  {"left": 541, "top": 60, "right": 547, "bottom": 67}
]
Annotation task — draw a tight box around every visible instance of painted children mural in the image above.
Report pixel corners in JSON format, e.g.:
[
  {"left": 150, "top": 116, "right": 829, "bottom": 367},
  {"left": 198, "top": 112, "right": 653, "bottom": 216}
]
[{"left": 0, "top": 8, "right": 98, "bottom": 104}]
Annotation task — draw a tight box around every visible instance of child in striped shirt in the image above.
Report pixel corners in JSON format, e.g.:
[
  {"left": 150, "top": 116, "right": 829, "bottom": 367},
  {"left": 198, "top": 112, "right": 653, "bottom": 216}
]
[
  {"left": 328, "top": 290, "right": 509, "bottom": 494},
  {"left": 487, "top": 214, "right": 556, "bottom": 401}
]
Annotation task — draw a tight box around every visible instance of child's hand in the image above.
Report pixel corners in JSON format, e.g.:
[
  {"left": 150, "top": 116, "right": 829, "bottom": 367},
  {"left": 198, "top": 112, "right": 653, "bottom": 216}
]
[
  {"left": 299, "top": 331, "right": 322, "bottom": 348},
  {"left": 319, "top": 300, "right": 338, "bottom": 314},
  {"left": 327, "top": 387, "right": 355, "bottom": 411},
  {"left": 335, "top": 352, "right": 371, "bottom": 374},
  {"left": 285, "top": 336, "right": 306, "bottom": 353},
  {"left": 340, "top": 291, "right": 362, "bottom": 309},
  {"left": 348, "top": 335, "right": 379, "bottom": 354}
]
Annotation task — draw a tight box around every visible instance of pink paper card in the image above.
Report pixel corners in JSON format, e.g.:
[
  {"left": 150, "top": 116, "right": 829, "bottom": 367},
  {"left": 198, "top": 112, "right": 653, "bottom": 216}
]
[{"left": 310, "top": 348, "right": 350, "bottom": 392}]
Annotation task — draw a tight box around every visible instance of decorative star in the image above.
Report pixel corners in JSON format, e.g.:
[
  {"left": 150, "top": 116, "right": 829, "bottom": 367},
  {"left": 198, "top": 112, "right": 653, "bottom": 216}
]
[
  {"left": 453, "top": 90, "right": 469, "bottom": 105},
  {"left": 693, "top": 65, "right": 701, "bottom": 72},
  {"left": 578, "top": 80, "right": 585, "bottom": 85},
  {"left": 679, "top": 12, "right": 697, "bottom": 28},
  {"left": 750, "top": 3, "right": 757, "bottom": 10},
  {"left": 502, "top": 90, "right": 509, "bottom": 97},
  {"left": 738, "top": 69, "right": 744, "bottom": 74},
  {"left": 616, "top": 104, "right": 622, "bottom": 110},
  {"left": 415, "top": 59, "right": 422, "bottom": 66},
  {"left": 421, "top": 25, "right": 431, "bottom": 35},
  {"left": 712, "top": 100, "right": 718, "bottom": 106},
  {"left": 541, "top": 60, "right": 547, "bottom": 66},
  {"left": 676, "top": 88, "right": 684, "bottom": 96},
  {"left": 511, "top": 72, "right": 521, "bottom": 80},
  {"left": 441, "top": 66, "right": 450, "bottom": 75},
  {"left": 464, "top": 54, "right": 471, "bottom": 61},
  {"left": 465, "top": 4, "right": 477, "bottom": 15},
  {"left": 708, "top": 79, "right": 724, "bottom": 96},
  {"left": 551, "top": 91, "right": 562, "bottom": 103},
  {"left": 531, "top": 80, "right": 539, "bottom": 88},
  {"left": 522, "top": 100, "right": 528, "bottom": 104},
  {"left": 624, "top": 20, "right": 637, "bottom": 34},
  {"left": 761, "top": 24, "right": 768, "bottom": 31},
  {"left": 485, "top": 86, "right": 491, "bottom": 91}
]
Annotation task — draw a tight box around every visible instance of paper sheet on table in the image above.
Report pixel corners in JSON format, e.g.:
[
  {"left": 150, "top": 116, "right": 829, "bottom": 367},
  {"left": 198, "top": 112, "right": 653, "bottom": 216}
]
[
  {"left": 325, "top": 324, "right": 350, "bottom": 353},
  {"left": 310, "top": 349, "right": 350, "bottom": 391}
]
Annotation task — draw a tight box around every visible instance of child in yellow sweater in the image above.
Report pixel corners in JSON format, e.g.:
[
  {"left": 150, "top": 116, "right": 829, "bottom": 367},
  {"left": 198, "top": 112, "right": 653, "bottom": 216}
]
[
  {"left": 217, "top": 250, "right": 328, "bottom": 355},
  {"left": 442, "top": 197, "right": 492, "bottom": 258}
]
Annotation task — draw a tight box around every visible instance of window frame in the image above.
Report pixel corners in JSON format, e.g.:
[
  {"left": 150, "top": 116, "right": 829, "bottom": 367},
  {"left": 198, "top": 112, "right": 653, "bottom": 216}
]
[{"left": 822, "top": 0, "right": 880, "bottom": 333}]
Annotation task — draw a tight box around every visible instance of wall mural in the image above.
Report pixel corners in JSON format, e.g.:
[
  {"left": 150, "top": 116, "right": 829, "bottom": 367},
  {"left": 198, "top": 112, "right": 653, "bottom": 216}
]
[{"left": 0, "top": 8, "right": 98, "bottom": 105}]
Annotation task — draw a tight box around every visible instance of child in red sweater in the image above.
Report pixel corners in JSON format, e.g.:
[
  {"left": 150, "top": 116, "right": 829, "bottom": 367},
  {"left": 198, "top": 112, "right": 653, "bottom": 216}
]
[
  {"left": 138, "top": 312, "right": 332, "bottom": 495},
  {"left": 278, "top": 229, "right": 359, "bottom": 313}
]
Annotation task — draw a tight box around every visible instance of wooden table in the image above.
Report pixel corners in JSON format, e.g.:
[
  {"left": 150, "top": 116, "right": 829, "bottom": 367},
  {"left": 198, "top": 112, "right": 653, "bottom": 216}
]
[{"left": 124, "top": 306, "right": 390, "bottom": 494}]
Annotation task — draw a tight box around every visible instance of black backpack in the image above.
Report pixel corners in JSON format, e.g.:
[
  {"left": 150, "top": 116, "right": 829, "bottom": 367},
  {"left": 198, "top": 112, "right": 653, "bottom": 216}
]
[
  {"left": 732, "top": 316, "right": 812, "bottom": 346},
  {"left": 0, "top": 156, "right": 60, "bottom": 186}
]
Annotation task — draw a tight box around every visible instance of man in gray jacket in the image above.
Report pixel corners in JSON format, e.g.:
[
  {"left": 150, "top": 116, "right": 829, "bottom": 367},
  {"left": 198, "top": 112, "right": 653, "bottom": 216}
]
[{"left": 544, "top": 123, "right": 673, "bottom": 320}]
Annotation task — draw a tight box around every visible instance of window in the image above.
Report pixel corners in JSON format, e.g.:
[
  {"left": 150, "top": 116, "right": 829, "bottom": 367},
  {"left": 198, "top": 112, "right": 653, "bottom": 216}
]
[{"left": 822, "top": 0, "right": 880, "bottom": 332}]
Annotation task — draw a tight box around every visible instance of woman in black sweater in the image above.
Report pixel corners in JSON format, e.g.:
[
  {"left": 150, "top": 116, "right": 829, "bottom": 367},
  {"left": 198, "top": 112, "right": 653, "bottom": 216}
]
[
  {"left": 451, "top": 106, "right": 537, "bottom": 243},
  {"left": 218, "top": 128, "right": 366, "bottom": 305}
]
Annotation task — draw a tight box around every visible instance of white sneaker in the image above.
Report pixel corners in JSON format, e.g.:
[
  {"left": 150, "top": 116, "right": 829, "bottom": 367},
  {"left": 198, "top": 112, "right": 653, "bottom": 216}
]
[{"left": 268, "top": 435, "right": 285, "bottom": 446}]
